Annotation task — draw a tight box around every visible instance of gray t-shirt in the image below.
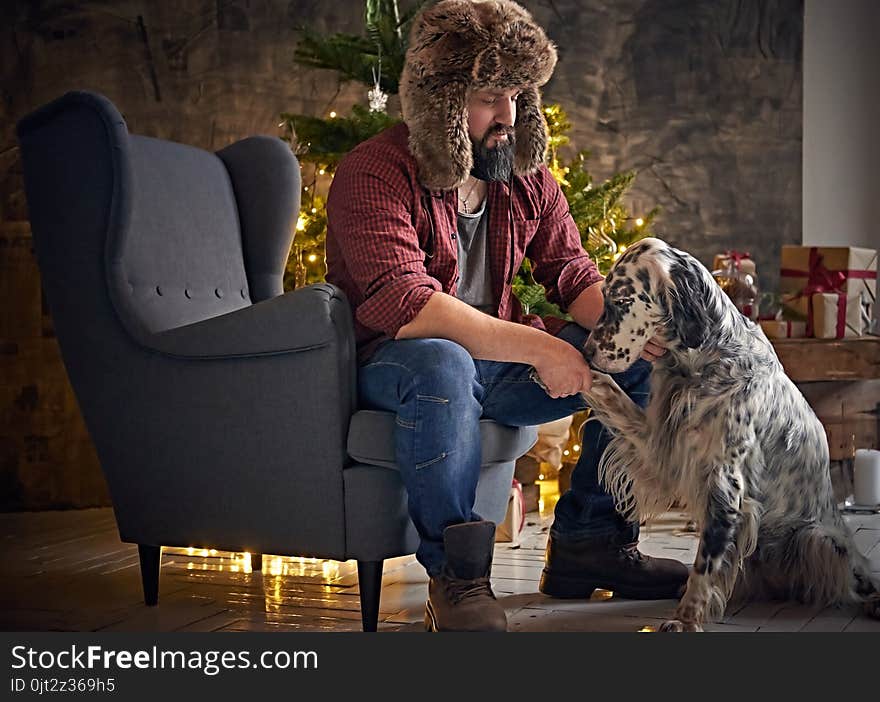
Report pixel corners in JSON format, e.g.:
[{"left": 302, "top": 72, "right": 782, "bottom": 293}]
[{"left": 455, "top": 199, "right": 495, "bottom": 316}]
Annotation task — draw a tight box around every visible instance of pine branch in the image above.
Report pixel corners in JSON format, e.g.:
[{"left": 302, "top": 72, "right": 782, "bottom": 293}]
[
  {"left": 291, "top": 0, "right": 427, "bottom": 94},
  {"left": 280, "top": 104, "right": 399, "bottom": 171}
]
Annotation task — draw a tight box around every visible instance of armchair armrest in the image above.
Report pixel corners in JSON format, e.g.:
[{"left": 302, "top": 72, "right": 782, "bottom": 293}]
[{"left": 146, "top": 283, "right": 352, "bottom": 359}]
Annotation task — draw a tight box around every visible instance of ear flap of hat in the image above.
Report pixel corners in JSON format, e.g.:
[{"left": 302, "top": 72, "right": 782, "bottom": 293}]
[
  {"left": 513, "top": 86, "right": 548, "bottom": 176},
  {"left": 400, "top": 65, "right": 473, "bottom": 191}
]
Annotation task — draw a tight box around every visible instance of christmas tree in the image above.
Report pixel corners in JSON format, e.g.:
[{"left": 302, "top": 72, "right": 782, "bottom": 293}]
[{"left": 281, "top": 0, "right": 660, "bottom": 307}]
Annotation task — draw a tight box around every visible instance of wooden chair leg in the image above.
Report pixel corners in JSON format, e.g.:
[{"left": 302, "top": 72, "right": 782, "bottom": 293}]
[
  {"left": 357, "top": 560, "right": 384, "bottom": 632},
  {"left": 138, "top": 544, "right": 161, "bottom": 606}
]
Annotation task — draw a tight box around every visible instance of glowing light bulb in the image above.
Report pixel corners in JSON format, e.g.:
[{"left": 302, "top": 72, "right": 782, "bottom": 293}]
[
  {"left": 635, "top": 218, "right": 644, "bottom": 227},
  {"left": 308, "top": 254, "right": 317, "bottom": 262},
  {"left": 318, "top": 169, "right": 326, "bottom": 175},
  {"left": 311, "top": 207, "right": 317, "bottom": 214},
  {"left": 573, "top": 444, "right": 580, "bottom": 452},
  {"left": 329, "top": 111, "right": 337, "bottom": 118},
  {"left": 296, "top": 217, "right": 306, "bottom": 232}
]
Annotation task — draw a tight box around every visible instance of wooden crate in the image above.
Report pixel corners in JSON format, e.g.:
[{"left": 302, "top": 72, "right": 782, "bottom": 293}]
[{"left": 771, "top": 336, "right": 880, "bottom": 460}]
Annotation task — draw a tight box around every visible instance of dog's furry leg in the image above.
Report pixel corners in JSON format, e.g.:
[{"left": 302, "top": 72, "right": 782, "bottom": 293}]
[
  {"left": 583, "top": 371, "right": 646, "bottom": 436},
  {"left": 586, "top": 371, "right": 667, "bottom": 522},
  {"left": 661, "top": 463, "right": 747, "bottom": 632}
]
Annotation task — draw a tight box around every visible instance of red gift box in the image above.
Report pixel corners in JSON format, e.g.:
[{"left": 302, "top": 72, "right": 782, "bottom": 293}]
[{"left": 780, "top": 246, "right": 877, "bottom": 337}]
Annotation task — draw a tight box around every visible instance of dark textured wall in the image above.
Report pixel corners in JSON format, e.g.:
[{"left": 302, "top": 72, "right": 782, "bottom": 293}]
[
  {"left": 543, "top": 0, "right": 803, "bottom": 288},
  {"left": 3, "top": 0, "right": 802, "bottom": 275},
  {"left": 0, "top": 0, "right": 802, "bottom": 509}
]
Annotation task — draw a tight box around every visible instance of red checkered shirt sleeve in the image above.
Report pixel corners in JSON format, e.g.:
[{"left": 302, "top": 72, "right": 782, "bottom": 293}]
[
  {"left": 527, "top": 165, "right": 603, "bottom": 308},
  {"left": 326, "top": 144, "right": 442, "bottom": 339}
]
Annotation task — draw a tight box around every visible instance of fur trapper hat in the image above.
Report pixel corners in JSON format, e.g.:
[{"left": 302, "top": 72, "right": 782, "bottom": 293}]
[{"left": 399, "top": 0, "right": 558, "bottom": 191}]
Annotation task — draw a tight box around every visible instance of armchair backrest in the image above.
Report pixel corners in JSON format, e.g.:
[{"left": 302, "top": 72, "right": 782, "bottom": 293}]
[
  {"left": 17, "top": 91, "right": 300, "bottom": 346},
  {"left": 111, "top": 134, "right": 252, "bottom": 335},
  {"left": 17, "top": 92, "right": 359, "bottom": 556}
]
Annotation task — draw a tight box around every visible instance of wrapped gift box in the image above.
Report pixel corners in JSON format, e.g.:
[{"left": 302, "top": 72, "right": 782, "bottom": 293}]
[
  {"left": 495, "top": 480, "right": 525, "bottom": 545},
  {"left": 811, "top": 292, "right": 848, "bottom": 339},
  {"left": 759, "top": 318, "right": 807, "bottom": 339},
  {"left": 713, "top": 251, "right": 757, "bottom": 277},
  {"left": 780, "top": 246, "right": 877, "bottom": 337}
]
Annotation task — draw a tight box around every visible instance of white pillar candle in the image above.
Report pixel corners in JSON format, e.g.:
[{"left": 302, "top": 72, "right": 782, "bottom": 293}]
[{"left": 853, "top": 449, "right": 880, "bottom": 506}]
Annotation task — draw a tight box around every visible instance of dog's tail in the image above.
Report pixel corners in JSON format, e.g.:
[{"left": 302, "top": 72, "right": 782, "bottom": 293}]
[{"left": 778, "top": 520, "right": 878, "bottom": 611}]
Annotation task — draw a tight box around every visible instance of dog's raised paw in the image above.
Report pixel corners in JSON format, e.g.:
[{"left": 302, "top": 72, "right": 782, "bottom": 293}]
[{"left": 585, "top": 371, "right": 618, "bottom": 402}]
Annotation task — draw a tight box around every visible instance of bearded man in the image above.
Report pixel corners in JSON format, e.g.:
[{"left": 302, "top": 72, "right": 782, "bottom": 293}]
[{"left": 325, "top": 0, "right": 685, "bottom": 632}]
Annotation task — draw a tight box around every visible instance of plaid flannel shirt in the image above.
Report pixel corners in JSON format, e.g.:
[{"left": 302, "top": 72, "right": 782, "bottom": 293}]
[{"left": 325, "top": 123, "right": 603, "bottom": 364}]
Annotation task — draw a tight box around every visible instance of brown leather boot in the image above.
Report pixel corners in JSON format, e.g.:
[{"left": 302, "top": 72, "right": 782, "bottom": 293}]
[
  {"left": 539, "top": 533, "right": 689, "bottom": 599},
  {"left": 424, "top": 521, "right": 507, "bottom": 632}
]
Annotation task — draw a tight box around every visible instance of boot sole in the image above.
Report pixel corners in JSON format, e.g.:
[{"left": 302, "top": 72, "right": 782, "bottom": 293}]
[
  {"left": 423, "top": 599, "right": 509, "bottom": 632},
  {"left": 540, "top": 568, "right": 684, "bottom": 600}
]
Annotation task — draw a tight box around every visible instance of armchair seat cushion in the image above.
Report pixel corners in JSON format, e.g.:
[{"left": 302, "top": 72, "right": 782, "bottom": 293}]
[{"left": 347, "top": 410, "right": 537, "bottom": 469}]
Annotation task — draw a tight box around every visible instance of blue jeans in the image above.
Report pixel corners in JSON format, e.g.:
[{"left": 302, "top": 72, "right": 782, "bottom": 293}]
[{"left": 357, "top": 323, "right": 651, "bottom": 576}]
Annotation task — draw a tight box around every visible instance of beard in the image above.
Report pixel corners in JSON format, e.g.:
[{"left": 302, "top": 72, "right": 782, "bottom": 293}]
[{"left": 470, "top": 125, "right": 516, "bottom": 181}]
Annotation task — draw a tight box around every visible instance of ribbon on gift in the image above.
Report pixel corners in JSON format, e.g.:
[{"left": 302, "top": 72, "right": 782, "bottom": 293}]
[
  {"left": 723, "top": 249, "right": 752, "bottom": 271},
  {"left": 781, "top": 247, "right": 878, "bottom": 288},
  {"left": 758, "top": 317, "right": 807, "bottom": 338},
  {"left": 812, "top": 292, "right": 847, "bottom": 338},
  {"left": 781, "top": 247, "right": 848, "bottom": 336}
]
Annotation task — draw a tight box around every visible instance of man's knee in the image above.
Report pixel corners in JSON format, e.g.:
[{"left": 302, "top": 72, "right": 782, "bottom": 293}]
[{"left": 400, "top": 338, "right": 477, "bottom": 397}]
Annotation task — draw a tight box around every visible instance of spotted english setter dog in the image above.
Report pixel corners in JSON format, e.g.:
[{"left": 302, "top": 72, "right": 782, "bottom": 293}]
[{"left": 581, "top": 237, "right": 880, "bottom": 632}]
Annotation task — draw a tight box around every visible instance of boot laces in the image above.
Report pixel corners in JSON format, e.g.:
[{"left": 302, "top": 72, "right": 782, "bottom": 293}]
[
  {"left": 444, "top": 575, "right": 495, "bottom": 605},
  {"left": 620, "top": 542, "right": 646, "bottom": 564}
]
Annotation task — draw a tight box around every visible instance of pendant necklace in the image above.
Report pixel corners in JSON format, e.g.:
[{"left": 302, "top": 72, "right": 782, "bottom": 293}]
[{"left": 460, "top": 178, "right": 479, "bottom": 214}]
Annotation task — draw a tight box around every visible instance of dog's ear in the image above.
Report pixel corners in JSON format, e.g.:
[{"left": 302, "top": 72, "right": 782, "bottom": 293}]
[{"left": 666, "top": 254, "right": 713, "bottom": 349}]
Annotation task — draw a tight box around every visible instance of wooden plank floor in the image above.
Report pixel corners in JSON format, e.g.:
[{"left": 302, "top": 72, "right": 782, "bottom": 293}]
[{"left": 2, "top": 483, "right": 879, "bottom": 633}]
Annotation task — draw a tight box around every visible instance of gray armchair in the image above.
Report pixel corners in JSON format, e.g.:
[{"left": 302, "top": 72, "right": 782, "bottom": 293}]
[{"left": 16, "top": 91, "right": 538, "bottom": 631}]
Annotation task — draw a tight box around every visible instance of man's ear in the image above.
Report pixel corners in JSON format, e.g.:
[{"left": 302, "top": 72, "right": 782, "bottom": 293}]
[{"left": 667, "top": 256, "right": 712, "bottom": 349}]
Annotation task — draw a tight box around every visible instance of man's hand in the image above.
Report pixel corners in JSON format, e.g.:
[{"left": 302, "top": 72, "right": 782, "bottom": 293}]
[
  {"left": 531, "top": 338, "right": 593, "bottom": 398},
  {"left": 640, "top": 335, "right": 668, "bottom": 363}
]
